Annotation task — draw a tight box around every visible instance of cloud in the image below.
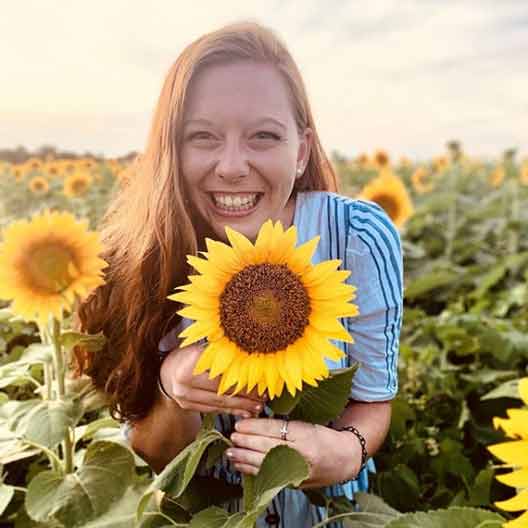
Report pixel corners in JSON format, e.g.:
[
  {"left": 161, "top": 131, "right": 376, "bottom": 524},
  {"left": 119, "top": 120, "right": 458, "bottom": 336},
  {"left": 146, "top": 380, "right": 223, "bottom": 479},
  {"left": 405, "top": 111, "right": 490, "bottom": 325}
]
[{"left": 1, "top": 0, "right": 526, "bottom": 158}]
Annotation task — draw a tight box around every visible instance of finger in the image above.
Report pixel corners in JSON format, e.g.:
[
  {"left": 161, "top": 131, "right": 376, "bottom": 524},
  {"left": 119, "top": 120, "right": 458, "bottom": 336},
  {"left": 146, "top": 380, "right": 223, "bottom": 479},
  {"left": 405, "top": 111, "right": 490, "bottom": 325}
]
[
  {"left": 173, "top": 386, "right": 264, "bottom": 415},
  {"left": 230, "top": 432, "right": 287, "bottom": 453},
  {"left": 175, "top": 400, "right": 226, "bottom": 415},
  {"left": 179, "top": 399, "right": 256, "bottom": 418},
  {"left": 235, "top": 418, "right": 295, "bottom": 441},
  {"left": 228, "top": 448, "right": 265, "bottom": 468}
]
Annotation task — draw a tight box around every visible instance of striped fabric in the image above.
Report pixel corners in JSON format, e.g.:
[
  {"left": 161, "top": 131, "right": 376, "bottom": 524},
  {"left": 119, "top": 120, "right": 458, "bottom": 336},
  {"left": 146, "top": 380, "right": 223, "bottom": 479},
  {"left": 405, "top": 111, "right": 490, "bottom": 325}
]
[{"left": 128, "top": 190, "right": 404, "bottom": 527}]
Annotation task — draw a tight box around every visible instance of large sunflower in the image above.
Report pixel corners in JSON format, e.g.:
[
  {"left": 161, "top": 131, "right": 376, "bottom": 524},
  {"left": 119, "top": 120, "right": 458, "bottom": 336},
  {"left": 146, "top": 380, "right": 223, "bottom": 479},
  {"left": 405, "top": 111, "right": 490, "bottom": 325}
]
[
  {"left": 0, "top": 210, "right": 107, "bottom": 325},
  {"left": 63, "top": 171, "right": 93, "bottom": 198},
  {"left": 168, "top": 220, "right": 358, "bottom": 399},
  {"left": 357, "top": 170, "right": 414, "bottom": 228},
  {"left": 488, "top": 378, "right": 528, "bottom": 528}
]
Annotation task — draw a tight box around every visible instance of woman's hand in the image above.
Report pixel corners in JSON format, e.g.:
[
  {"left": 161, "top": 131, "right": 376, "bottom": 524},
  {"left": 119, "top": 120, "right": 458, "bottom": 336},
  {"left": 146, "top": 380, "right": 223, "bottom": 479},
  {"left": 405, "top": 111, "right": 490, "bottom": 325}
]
[
  {"left": 227, "top": 418, "right": 362, "bottom": 488},
  {"left": 160, "top": 343, "right": 266, "bottom": 418}
]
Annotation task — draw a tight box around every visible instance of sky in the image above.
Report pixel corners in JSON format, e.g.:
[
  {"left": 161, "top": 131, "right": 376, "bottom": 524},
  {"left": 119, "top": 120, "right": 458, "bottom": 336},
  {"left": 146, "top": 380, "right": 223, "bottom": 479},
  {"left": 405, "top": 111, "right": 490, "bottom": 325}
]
[{"left": 1, "top": 0, "right": 527, "bottom": 161}]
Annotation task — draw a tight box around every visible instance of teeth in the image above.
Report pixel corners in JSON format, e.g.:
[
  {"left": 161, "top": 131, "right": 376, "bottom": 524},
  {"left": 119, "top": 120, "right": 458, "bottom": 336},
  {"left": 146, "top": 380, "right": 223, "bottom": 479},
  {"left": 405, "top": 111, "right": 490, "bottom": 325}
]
[{"left": 212, "top": 193, "right": 258, "bottom": 209}]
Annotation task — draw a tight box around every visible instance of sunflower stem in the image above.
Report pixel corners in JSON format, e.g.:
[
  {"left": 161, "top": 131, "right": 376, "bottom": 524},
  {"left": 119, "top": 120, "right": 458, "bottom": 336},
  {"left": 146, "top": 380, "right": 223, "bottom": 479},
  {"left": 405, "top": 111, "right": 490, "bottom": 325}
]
[
  {"left": 445, "top": 162, "right": 459, "bottom": 263},
  {"left": 507, "top": 174, "right": 520, "bottom": 259},
  {"left": 51, "top": 317, "right": 74, "bottom": 474}
]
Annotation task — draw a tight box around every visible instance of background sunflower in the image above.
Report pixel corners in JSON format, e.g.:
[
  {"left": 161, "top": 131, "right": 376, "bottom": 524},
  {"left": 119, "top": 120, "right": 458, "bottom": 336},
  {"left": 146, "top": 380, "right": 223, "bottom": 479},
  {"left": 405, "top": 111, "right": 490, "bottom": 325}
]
[
  {"left": 357, "top": 170, "right": 414, "bottom": 228},
  {"left": 0, "top": 210, "right": 107, "bottom": 324}
]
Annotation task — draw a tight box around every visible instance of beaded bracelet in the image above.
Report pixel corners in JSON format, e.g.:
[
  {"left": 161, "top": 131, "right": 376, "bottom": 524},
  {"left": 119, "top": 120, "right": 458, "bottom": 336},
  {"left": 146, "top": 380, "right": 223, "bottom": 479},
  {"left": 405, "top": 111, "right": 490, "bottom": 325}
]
[{"left": 337, "top": 425, "right": 369, "bottom": 481}]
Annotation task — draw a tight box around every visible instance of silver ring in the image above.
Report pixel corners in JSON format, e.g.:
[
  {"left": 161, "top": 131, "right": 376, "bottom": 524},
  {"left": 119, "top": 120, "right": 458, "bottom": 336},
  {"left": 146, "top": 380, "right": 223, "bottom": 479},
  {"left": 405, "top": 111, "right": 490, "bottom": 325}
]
[{"left": 279, "top": 420, "right": 289, "bottom": 441}]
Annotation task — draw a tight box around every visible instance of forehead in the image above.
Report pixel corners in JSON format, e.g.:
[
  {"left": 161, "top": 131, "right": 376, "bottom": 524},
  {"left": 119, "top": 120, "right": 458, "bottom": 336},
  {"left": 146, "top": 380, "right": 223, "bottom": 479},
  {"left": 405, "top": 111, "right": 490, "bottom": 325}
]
[{"left": 184, "top": 61, "right": 295, "bottom": 125}]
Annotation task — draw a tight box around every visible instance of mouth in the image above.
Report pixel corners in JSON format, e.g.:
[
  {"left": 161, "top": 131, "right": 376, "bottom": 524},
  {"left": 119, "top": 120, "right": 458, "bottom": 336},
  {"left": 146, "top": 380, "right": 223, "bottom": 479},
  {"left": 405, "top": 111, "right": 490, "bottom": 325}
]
[{"left": 207, "top": 191, "right": 264, "bottom": 217}]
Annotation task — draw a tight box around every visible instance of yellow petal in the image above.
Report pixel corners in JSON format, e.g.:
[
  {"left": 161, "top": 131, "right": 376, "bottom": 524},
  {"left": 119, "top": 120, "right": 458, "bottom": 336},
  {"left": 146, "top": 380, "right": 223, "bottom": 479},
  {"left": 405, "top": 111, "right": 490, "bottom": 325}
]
[
  {"left": 311, "top": 299, "right": 359, "bottom": 318},
  {"left": 302, "top": 259, "right": 342, "bottom": 287},
  {"left": 225, "top": 226, "right": 257, "bottom": 265},
  {"left": 495, "top": 488, "right": 528, "bottom": 512},
  {"left": 283, "top": 345, "right": 303, "bottom": 394},
  {"left": 287, "top": 236, "right": 320, "bottom": 275},
  {"left": 253, "top": 220, "right": 274, "bottom": 262},
  {"left": 488, "top": 440, "right": 528, "bottom": 466},
  {"left": 168, "top": 290, "right": 218, "bottom": 310},
  {"left": 503, "top": 510, "right": 528, "bottom": 528},
  {"left": 208, "top": 341, "right": 237, "bottom": 379},
  {"left": 218, "top": 357, "right": 242, "bottom": 395},
  {"left": 496, "top": 468, "right": 528, "bottom": 488},
  {"left": 246, "top": 354, "right": 262, "bottom": 393},
  {"left": 193, "top": 343, "right": 216, "bottom": 375},
  {"left": 309, "top": 315, "right": 354, "bottom": 343},
  {"left": 232, "top": 355, "right": 250, "bottom": 395},
  {"left": 263, "top": 354, "right": 280, "bottom": 399},
  {"left": 179, "top": 320, "right": 217, "bottom": 347},
  {"left": 494, "top": 410, "right": 528, "bottom": 440}
]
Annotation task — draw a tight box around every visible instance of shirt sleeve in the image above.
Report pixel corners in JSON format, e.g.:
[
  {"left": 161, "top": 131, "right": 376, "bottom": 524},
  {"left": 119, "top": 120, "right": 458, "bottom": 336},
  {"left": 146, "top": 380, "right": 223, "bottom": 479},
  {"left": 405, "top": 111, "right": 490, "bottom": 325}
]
[{"left": 343, "top": 199, "right": 403, "bottom": 401}]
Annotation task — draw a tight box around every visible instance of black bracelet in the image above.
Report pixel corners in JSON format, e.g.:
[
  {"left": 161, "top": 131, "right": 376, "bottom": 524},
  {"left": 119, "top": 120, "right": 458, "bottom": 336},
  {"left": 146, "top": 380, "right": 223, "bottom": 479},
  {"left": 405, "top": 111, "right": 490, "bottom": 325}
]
[
  {"left": 337, "top": 425, "right": 369, "bottom": 480},
  {"left": 157, "top": 371, "right": 176, "bottom": 402}
]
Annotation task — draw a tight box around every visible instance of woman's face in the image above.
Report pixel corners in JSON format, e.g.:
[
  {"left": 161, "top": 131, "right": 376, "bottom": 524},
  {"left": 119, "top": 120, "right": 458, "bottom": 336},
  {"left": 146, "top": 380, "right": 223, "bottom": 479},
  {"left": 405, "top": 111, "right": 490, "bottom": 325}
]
[{"left": 180, "top": 61, "right": 312, "bottom": 243}]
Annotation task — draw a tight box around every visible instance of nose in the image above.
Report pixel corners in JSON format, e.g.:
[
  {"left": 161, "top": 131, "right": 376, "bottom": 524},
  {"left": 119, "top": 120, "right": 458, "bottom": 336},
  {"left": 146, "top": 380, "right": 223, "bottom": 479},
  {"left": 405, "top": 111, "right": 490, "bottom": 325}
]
[{"left": 215, "top": 138, "right": 250, "bottom": 181}]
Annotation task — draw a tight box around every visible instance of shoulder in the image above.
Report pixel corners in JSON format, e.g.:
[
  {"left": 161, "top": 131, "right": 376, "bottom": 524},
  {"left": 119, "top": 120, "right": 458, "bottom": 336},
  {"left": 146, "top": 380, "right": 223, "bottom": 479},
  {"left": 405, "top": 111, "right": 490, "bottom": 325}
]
[
  {"left": 343, "top": 197, "right": 402, "bottom": 260},
  {"left": 299, "top": 191, "right": 401, "bottom": 254}
]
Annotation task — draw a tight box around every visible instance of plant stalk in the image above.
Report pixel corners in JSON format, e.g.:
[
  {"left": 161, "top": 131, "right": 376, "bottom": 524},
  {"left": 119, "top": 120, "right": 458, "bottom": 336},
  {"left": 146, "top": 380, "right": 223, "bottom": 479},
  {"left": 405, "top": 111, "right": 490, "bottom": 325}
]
[
  {"left": 445, "top": 163, "right": 458, "bottom": 262},
  {"left": 51, "top": 317, "right": 74, "bottom": 474}
]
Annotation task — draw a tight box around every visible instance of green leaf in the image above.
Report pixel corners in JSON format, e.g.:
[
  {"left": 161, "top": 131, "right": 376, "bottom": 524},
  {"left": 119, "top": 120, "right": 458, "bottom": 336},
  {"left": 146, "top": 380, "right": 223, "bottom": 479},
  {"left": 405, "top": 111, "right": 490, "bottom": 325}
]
[
  {"left": 25, "top": 441, "right": 134, "bottom": 527},
  {"left": 405, "top": 269, "right": 459, "bottom": 300},
  {"left": 18, "top": 344, "right": 54, "bottom": 365},
  {"left": 144, "top": 423, "right": 230, "bottom": 502},
  {"left": 0, "top": 482, "right": 15, "bottom": 516},
  {"left": 10, "top": 398, "right": 83, "bottom": 449},
  {"left": 79, "top": 483, "right": 147, "bottom": 528},
  {"left": 466, "top": 468, "right": 494, "bottom": 507},
  {"left": 385, "top": 506, "right": 504, "bottom": 527},
  {"left": 189, "top": 506, "right": 229, "bottom": 528},
  {"left": 268, "top": 389, "right": 301, "bottom": 415},
  {"left": 59, "top": 331, "right": 106, "bottom": 353},
  {"left": 74, "top": 417, "right": 120, "bottom": 446},
  {"left": 287, "top": 365, "right": 359, "bottom": 425},
  {"left": 0, "top": 362, "right": 31, "bottom": 389},
  {"left": 481, "top": 379, "right": 522, "bottom": 401},
  {"left": 354, "top": 492, "right": 401, "bottom": 517},
  {"left": 237, "top": 445, "right": 310, "bottom": 528}
]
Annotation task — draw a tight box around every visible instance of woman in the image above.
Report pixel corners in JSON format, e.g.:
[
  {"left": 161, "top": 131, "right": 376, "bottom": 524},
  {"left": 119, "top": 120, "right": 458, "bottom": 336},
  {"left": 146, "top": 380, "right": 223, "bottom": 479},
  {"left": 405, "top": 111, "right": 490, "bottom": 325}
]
[{"left": 75, "top": 21, "right": 403, "bottom": 527}]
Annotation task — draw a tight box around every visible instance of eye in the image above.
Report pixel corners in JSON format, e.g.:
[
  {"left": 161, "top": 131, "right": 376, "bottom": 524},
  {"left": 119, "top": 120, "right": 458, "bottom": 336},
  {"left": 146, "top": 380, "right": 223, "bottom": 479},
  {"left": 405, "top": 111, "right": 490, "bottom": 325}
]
[
  {"left": 254, "top": 131, "right": 281, "bottom": 140},
  {"left": 189, "top": 131, "right": 215, "bottom": 140}
]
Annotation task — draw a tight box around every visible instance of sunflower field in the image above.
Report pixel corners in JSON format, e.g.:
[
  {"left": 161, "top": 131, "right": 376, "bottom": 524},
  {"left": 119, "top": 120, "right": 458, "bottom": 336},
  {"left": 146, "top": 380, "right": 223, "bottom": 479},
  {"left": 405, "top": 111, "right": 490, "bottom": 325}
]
[{"left": 0, "top": 145, "right": 527, "bottom": 527}]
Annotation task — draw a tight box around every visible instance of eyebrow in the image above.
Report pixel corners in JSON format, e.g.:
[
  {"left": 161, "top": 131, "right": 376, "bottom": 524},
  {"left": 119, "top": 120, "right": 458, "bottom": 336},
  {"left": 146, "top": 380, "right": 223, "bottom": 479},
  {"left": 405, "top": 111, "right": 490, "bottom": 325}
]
[{"left": 184, "top": 117, "right": 287, "bottom": 131}]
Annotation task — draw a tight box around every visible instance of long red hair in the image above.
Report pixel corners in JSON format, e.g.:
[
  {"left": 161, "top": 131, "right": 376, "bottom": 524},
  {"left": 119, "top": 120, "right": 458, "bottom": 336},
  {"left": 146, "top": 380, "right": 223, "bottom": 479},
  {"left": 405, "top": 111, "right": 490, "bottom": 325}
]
[{"left": 74, "top": 21, "right": 339, "bottom": 422}]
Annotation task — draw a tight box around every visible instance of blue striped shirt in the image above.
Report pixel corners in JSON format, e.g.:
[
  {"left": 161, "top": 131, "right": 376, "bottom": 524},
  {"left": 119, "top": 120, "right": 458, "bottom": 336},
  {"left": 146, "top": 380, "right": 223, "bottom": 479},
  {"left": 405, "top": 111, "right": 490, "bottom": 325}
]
[{"left": 141, "top": 190, "right": 403, "bottom": 527}]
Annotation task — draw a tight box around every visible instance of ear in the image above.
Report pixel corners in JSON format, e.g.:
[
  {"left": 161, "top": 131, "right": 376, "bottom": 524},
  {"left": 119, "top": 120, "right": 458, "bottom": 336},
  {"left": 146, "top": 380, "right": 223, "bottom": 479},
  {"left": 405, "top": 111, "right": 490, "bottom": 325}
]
[{"left": 296, "top": 128, "right": 313, "bottom": 178}]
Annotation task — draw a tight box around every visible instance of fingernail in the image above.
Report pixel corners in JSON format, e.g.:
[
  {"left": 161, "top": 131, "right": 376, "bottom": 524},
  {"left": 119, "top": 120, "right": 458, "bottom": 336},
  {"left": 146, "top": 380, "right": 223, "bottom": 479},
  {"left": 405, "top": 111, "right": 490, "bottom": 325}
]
[
  {"left": 226, "top": 450, "right": 233, "bottom": 458},
  {"left": 254, "top": 404, "right": 262, "bottom": 412},
  {"left": 242, "top": 411, "right": 251, "bottom": 418}
]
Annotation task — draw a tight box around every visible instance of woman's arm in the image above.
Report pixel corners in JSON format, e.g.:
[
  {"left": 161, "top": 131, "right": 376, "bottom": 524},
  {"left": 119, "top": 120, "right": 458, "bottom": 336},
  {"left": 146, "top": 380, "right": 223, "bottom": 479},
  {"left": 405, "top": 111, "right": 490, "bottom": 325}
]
[{"left": 332, "top": 399, "right": 392, "bottom": 480}]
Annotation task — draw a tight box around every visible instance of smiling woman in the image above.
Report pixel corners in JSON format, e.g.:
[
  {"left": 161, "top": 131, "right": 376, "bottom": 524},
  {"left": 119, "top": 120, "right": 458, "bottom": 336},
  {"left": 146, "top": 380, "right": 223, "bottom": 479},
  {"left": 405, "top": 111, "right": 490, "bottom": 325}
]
[{"left": 73, "top": 20, "right": 402, "bottom": 528}]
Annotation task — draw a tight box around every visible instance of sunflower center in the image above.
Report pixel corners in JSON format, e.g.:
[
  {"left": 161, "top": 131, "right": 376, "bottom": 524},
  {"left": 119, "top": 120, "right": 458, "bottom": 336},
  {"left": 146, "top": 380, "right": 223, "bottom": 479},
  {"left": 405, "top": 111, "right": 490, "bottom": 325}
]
[
  {"left": 26, "top": 243, "right": 79, "bottom": 294},
  {"left": 219, "top": 263, "right": 310, "bottom": 354},
  {"left": 72, "top": 179, "right": 88, "bottom": 194},
  {"left": 373, "top": 194, "right": 399, "bottom": 219}
]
